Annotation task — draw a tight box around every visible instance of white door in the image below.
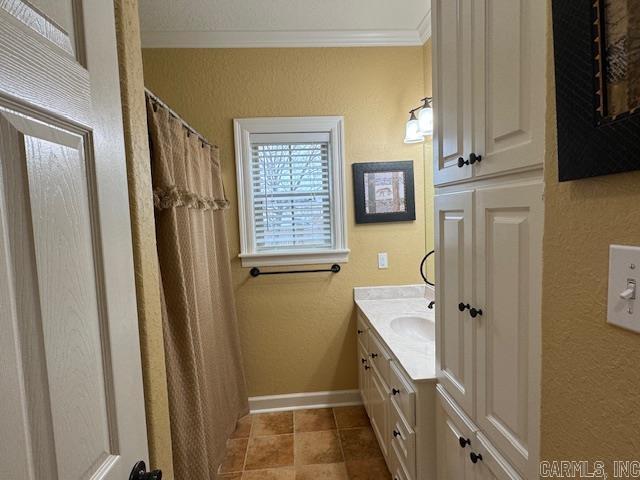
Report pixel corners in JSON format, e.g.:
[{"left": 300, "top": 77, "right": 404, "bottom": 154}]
[
  {"left": 435, "top": 191, "right": 475, "bottom": 416},
  {"left": 0, "top": 2, "right": 149, "bottom": 480},
  {"left": 432, "top": 0, "right": 475, "bottom": 186},
  {"left": 471, "top": 0, "right": 546, "bottom": 179},
  {"left": 436, "top": 387, "right": 476, "bottom": 480},
  {"left": 475, "top": 183, "right": 543, "bottom": 479}
]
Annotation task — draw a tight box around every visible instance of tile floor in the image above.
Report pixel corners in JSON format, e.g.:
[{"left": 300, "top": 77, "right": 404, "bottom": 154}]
[{"left": 216, "top": 405, "right": 391, "bottom": 480}]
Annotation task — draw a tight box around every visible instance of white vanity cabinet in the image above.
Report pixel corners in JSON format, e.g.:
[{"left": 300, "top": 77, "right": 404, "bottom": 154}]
[
  {"left": 356, "top": 310, "right": 436, "bottom": 480},
  {"left": 432, "top": 0, "right": 546, "bottom": 477},
  {"left": 432, "top": 0, "right": 546, "bottom": 187}
]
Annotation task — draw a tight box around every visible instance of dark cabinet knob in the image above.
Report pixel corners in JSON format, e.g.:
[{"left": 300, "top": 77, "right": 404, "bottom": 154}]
[
  {"left": 129, "top": 461, "right": 162, "bottom": 480},
  {"left": 469, "top": 153, "right": 482, "bottom": 164},
  {"left": 364, "top": 365, "right": 370, "bottom": 370},
  {"left": 392, "top": 388, "right": 400, "bottom": 395},
  {"left": 357, "top": 329, "right": 364, "bottom": 334},
  {"left": 459, "top": 302, "right": 483, "bottom": 318},
  {"left": 458, "top": 437, "right": 471, "bottom": 448},
  {"left": 361, "top": 358, "right": 367, "bottom": 364},
  {"left": 457, "top": 153, "right": 482, "bottom": 168},
  {"left": 470, "top": 452, "right": 483, "bottom": 464},
  {"left": 370, "top": 353, "right": 378, "bottom": 359},
  {"left": 393, "top": 430, "right": 402, "bottom": 438}
]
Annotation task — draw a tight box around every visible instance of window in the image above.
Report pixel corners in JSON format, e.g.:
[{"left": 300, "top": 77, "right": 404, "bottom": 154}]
[{"left": 234, "top": 117, "right": 348, "bottom": 267}]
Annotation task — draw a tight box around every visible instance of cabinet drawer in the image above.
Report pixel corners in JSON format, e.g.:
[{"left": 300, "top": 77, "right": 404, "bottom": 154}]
[
  {"left": 389, "top": 361, "right": 416, "bottom": 425},
  {"left": 390, "top": 440, "right": 413, "bottom": 480},
  {"left": 369, "top": 332, "right": 392, "bottom": 386},
  {"left": 357, "top": 313, "right": 369, "bottom": 350},
  {"left": 390, "top": 397, "right": 416, "bottom": 478}
]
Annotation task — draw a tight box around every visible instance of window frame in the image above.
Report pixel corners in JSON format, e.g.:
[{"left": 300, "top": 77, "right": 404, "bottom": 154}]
[{"left": 233, "top": 116, "right": 349, "bottom": 267}]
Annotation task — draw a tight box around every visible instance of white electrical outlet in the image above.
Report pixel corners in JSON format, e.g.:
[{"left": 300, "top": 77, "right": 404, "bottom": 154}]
[
  {"left": 607, "top": 245, "right": 640, "bottom": 333},
  {"left": 378, "top": 252, "right": 388, "bottom": 269}
]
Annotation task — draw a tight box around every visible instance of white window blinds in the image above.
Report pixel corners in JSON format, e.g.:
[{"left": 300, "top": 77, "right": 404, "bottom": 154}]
[{"left": 250, "top": 132, "right": 333, "bottom": 251}]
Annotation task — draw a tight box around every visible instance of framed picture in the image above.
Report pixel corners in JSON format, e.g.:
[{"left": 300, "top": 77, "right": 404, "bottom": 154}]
[
  {"left": 552, "top": 0, "right": 640, "bottom": 181},
  {"left": 352, "top": 161, "right": 415, "bottom": 224}
]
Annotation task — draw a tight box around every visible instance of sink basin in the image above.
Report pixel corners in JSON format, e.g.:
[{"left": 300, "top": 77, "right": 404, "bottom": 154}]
[{"left": 390, "top": 316, "right": 435, "bottom": 342}]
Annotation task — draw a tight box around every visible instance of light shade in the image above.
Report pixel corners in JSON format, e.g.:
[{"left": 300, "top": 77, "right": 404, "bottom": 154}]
[
  {"left": 418, "top": 105, "right": 434, "bottom": 136},
  {"left": 404, "top": 111, "right": 424, "bottom": 144}
]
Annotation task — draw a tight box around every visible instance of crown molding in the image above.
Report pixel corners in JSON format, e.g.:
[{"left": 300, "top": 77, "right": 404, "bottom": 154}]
[
  {"left": 141, "top": 27, "right": 430, "bottom": 48},
  {"left": 417, "top": 9, "right": 432, "bottom": 44}
]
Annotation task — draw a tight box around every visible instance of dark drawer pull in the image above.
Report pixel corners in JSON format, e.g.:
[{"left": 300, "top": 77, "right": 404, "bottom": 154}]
[
  {"left": 469, "top": 307, "right": 483, "bottom": 318},
  {"left": 357, "top": 329, "right": 364, "bottom": 334},
  {"left": 392, "top": 388, "right": 400, "bottom": 395},
  {"left": 361, "top": 358, "right": 367, "bottom": 364},
  {"left": 370, "top": 353, "right": 378, "bottom": 359},
  {"left": 393, "top": 430, "right": 402, "bottom": 438},
  {"left": 459, "top": 437, "right": 471, "bottom": 448},
  {"left": 364, "top": 365, "right": 370, "bottom": 370},
  {"left": 470, "top": 452, "right": 483, "bottom": 464}
]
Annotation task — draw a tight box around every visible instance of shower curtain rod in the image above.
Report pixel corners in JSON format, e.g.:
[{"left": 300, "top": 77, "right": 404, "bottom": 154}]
[{"left": 145, "top": 88, "right": 214, "bottom": 147}]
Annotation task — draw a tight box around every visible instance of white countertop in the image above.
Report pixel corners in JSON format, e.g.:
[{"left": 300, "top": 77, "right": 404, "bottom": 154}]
[{"left": 354, "top": 284, "right": 436, "bottom": 383}]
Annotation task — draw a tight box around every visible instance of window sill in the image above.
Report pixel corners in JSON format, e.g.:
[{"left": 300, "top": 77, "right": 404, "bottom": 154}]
[{"left": 239, "top": 249, "right": 350, "bottom": 268}]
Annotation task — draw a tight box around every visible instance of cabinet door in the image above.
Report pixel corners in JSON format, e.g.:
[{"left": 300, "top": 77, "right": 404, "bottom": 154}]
[
  {"left": 432, "top": 0, "right": 475, "bottom": 185},
  {"left": 435, "top": 191, "right": 475, "bottom": 416},
  {"left": 436, "top": 387, "right": 476, "bottom": 480},
  {"left": 472, "top": 0, "right": 546, "bottom": 178},
  {"left": 369, "top": 367, "right": 389, "bottom": 459},
  {"left": 475, "top": 183, "right": 542, "bottom": 478},
  {"left": 358, "top": 342, "right": 370, "bottom": 413}
]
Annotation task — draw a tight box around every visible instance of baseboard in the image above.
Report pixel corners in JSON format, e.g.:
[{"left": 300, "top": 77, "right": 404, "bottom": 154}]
[{"left": 249, "top": 389, "right": 362, "bottom": 414}]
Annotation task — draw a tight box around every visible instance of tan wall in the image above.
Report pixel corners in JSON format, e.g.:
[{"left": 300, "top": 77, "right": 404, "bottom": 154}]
[
  {"left": 541, "top": 3, "right": 640, "bottom": 468},
  {"left": 142, "top": 47, "right": 432, "bottom": 396},
  {"left": 113, "top": 1, "right": 174, "bottom": 477}
]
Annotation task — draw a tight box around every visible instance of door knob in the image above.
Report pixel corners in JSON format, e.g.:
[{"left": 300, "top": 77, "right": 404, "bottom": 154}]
[
  {"left": 129, "top": 461, "right": 162, "bottom": 480},
  {"left": 470, "top": 452, "right": 483, "bottom": 464}
]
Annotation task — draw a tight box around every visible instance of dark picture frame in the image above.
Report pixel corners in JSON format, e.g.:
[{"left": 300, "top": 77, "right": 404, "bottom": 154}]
[
  {"left": 352, "top": 161, "right": 415, "bottom": 224},
  {"left": 552, "top": 0, "right": 640, "bottom": 181}
]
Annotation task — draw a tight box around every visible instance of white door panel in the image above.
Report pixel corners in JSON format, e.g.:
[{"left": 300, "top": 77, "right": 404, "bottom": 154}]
[
  {"left": 435, "top": 191, "right": 474, "bottom": 416},
  {"left": 0, "top": 1, "right": 148, "bottom": 479},
  {"left": 432, "top": 0, "right": 474, "bottom": 185},
  {"left": 475, "top": 183, "right": 542, "bottom": 478},
  {"left": 472, "top": 0, "right": 546, "bottom": 178}
]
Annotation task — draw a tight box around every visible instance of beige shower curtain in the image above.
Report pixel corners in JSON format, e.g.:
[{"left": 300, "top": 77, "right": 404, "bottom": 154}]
[{"left": 146, "top": 97, "right": 249, "bottom": 479}]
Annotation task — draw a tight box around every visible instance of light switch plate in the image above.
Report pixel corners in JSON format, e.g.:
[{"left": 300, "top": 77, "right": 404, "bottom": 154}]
[
  {"left": 607, "top": 245, "right": 640, "bottom": 333},
  {"left": 378, "top": 252, "right": 388, "bottom": 269}
]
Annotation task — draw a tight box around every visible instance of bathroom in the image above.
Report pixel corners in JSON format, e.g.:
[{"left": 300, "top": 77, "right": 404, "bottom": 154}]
[{"left": 2, "top": 1, "right": 640, "bottom": 480}]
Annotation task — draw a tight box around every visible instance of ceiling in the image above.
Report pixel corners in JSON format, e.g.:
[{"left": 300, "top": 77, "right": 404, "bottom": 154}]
[{"left": 138, "top": 0, "right": 431, "bottom": 48}]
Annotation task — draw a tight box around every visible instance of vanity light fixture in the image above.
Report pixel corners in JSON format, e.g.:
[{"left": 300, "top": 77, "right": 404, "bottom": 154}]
[
  {"left": 404, "top": 110, "right": 424, "bottom": 144},
  {"left": 417, "top": 97, "right": 433, "bottom": 136},
  {"left": 403, "top": 97, "right": 433, "bottom": 144}
]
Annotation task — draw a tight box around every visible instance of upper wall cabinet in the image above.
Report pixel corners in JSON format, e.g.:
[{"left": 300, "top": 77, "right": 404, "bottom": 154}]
[
  {"left": 432, "top": 0, "right": 474, "bottom": 185},
  {"left": 433, "top": 0, "right": 547, "bottom": 186}
]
